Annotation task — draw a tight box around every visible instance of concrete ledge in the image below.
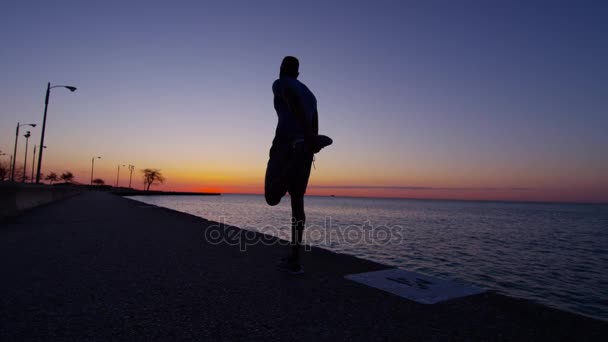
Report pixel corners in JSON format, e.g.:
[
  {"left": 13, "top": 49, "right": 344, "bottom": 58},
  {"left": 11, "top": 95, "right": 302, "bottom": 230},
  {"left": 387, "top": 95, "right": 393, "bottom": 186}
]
[{"left": 0, "top": 182, "right": 82, "bottom": 220}]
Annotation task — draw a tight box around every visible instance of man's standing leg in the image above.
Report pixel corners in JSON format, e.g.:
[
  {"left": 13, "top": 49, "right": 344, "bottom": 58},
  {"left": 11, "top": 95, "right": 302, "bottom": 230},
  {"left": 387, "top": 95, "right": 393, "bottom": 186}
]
[
  {"left": 290, "top": 195, "right": 305, "bottom": 263},
  {"left": 276, "top": 147, "right": 312, "bottom": 274},
  {"left": 285, "top": 148, "right": 312, "bottom": 272}
]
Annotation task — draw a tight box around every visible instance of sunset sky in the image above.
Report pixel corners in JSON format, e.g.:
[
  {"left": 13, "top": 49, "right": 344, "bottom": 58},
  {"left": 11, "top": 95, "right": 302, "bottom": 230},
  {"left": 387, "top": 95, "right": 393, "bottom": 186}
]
[{"left": 1, "top": 1, "right": 607, "bottom": 202}]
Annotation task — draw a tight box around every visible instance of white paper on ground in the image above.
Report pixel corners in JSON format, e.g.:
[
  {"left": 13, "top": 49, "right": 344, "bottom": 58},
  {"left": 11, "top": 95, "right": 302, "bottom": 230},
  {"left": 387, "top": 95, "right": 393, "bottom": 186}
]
[{"left": 345, "top": 268, "right": 485, "bottom": 304}]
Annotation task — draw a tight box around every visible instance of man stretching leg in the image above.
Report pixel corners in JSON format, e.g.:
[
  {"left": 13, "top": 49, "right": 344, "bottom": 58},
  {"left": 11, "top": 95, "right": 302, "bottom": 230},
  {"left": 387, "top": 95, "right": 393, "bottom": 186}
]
[{"left": 264, "top": 56, "right": 331, "bottom": 274}]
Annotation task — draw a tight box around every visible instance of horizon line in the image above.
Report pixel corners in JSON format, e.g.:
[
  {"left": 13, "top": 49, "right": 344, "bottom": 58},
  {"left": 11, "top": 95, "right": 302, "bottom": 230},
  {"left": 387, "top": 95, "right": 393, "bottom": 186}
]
[
  {"left": 197, "top": 191, "right": 608, "bottom": 206},
  {"left": 306, "top": 185, "right": 535, "bottom": 191}
]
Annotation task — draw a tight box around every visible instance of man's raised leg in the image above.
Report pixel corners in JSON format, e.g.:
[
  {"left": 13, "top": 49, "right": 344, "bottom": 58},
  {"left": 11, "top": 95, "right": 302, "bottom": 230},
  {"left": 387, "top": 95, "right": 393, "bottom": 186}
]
[{"left": 264, "top": 155, "right": 290, "bottom": 206}]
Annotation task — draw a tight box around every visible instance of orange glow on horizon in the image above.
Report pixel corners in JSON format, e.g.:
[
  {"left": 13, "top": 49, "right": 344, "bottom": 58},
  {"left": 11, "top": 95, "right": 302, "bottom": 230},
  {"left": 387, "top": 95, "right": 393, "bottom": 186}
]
[
  {"left": 178, "top": 183, "right": 608, "bottom": 203},
  {"left": 38, "top": 153, "right": 608, "bottom": 204}
]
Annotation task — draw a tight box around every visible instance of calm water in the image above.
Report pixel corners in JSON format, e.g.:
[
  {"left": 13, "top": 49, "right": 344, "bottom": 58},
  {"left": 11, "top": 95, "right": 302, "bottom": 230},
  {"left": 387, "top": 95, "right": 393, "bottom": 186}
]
[{"left": 128, "top": 194, "right": 608, "bottom": 321}]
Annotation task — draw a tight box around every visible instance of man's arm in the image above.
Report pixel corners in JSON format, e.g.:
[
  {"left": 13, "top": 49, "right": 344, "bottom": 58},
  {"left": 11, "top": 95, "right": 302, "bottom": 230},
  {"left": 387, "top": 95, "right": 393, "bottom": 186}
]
[{"left": 281, "top": 83, "right": 320, "bottom": 152}]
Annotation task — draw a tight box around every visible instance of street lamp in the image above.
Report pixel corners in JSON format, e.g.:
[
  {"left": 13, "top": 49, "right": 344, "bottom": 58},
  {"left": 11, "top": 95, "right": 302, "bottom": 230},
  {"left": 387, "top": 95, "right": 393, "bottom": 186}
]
[
  {"left": 0, "top": 151, "right": 6, "bottom": 177},
  {"left": 128, "top": 165, "right": 135, "bottom": 189},
  {"left": 0, "top": 151, "right": 6, "bottom": 181},
  {"left": 8, "top": 155, "right": 13, "bottom": 180},
  {"left": 116, "top": 164, "right": 125, "bottom": 187},
  {"left": 22, "top": 131, "right": 31, "bottom": 183},
  {"left": 11, "top": 122, "right": 36, "bottom": 181},
  {"left": 35, "top": 82, "right": 77, "bottom": 184},
  {"left": 91, "top": 156, "right": 101, "bottom": 185},
  {"left": 31, "top": 145, "right": 46, "bottom": 183}
]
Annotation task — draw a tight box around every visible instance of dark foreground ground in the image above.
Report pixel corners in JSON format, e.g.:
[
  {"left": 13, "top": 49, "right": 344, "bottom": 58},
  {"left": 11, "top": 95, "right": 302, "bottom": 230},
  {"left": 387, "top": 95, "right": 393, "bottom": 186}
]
[{"left": 1, "top": 192, "right": 606, "bottom": 341}]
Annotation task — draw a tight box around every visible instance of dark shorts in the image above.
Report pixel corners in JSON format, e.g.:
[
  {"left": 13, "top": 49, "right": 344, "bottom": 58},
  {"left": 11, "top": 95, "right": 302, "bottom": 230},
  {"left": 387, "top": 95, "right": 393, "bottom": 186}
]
[{"left": 265, "top": 142, "right": 314, "bottom": 204}]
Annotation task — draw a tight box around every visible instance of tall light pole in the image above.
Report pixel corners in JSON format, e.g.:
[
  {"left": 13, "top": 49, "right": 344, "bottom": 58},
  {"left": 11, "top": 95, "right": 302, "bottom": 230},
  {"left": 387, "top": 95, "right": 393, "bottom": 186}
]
[
  {"left": 116, "top": 164, "right": 125, "bottom": 187},
  {"left": 91, "top": 156, "right": 101, "bottom": 185},
  {"left": 8, "top": 155, "right": 13, "bottom": 179},
  {"left": 22, "top": 131, "right": 31, "bottom": 183},
  {"left": 0, "top": 152, "right": 6, "bottom": 180},
  {"left": 31, "top": 146, "right": 36, "bottom": 183},
  {"left": 11, "top": 122, "right": 36, "bottom": 181},
  {"left": 31, "top": 145, "right": 46, "bottom": 183},
  {"left": 36, "top": 82, "right": 77, "bottom": 184},
  {"left": 128, "top": 165, "right": 135, "bottom": 189}
]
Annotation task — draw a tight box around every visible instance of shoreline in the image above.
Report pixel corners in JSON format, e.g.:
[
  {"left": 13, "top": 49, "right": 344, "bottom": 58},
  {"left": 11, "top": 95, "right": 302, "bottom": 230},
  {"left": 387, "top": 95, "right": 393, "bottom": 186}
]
[{"left": 126, "top": 194, "right": 608, "bottom": 322}]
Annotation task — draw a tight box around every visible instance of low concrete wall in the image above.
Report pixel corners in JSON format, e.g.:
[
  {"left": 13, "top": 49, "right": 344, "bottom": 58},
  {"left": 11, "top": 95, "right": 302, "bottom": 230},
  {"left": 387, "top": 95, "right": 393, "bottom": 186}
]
[{"left": 0, "top": 183, "right": 82, "bottom": 220}]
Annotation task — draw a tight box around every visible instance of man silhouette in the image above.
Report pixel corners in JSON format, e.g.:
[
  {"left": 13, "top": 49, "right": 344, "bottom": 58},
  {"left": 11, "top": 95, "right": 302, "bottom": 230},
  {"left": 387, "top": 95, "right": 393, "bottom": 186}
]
[{"left": 265, "top": 56, "right": 331, "bottom": 274}]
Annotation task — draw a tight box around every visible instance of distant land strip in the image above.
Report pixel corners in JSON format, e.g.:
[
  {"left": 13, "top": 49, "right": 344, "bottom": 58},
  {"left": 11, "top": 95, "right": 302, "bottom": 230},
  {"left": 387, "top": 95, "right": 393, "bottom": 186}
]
[
  {"left": 308, "top": 185, "right": 534, "bottom": 191},
  {"left": 112, "top": 189, "right": 221, "bottom": 196}
]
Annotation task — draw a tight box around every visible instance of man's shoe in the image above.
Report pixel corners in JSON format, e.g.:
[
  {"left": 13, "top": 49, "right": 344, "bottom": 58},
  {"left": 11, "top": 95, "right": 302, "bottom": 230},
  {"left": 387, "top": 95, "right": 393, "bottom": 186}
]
[
  {"left": 314, "top": 135, "right": 333, "bottom": 152},
  {"left": 277, "top": 258, "right": 304, "bottom": 275},
  {"left": 291, "top": 135, "right": 332, "bottom": 154}
]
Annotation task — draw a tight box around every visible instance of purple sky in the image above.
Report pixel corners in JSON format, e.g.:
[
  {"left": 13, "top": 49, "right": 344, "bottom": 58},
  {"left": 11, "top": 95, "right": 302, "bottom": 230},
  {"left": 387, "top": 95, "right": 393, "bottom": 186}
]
[{"left": 1, "top": 1, "right": 607, "bottom": 201}]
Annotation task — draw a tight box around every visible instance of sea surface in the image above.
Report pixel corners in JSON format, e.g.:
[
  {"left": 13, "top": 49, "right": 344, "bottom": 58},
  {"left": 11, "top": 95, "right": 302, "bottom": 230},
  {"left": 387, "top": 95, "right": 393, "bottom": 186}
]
[{"left": 128, "top": 194, "right": 608, "bottom": 321}]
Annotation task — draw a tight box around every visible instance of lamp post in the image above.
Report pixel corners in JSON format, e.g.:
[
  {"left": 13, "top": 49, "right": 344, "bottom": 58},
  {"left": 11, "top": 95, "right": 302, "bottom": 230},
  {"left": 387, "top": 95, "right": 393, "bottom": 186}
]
[
  {"left": 22, "top": 131, "right": 31, "bottom": 183},
  {"left": 90, "top": 156, "right": 101, "bottom": 185},
  {"left": 128, "top": 165, "right": 135, "bottom": 189},
  {"left": 0, "top": 152, "right": 6, "bottom": 179},
  {"left": 8, "top": 155, "right": 12, "bottom": 180},
  {"left": 31, "top": 145, "right": 46, "bottom": 183},
  {"left": 116, "top": 164, "right": 125, "bottom": 187},
  {"left": 11, "top": 122, "right": 36, "bottom": 181},
  {"left": 36, "top": 82, "right": 77, "bottom": 184}
]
